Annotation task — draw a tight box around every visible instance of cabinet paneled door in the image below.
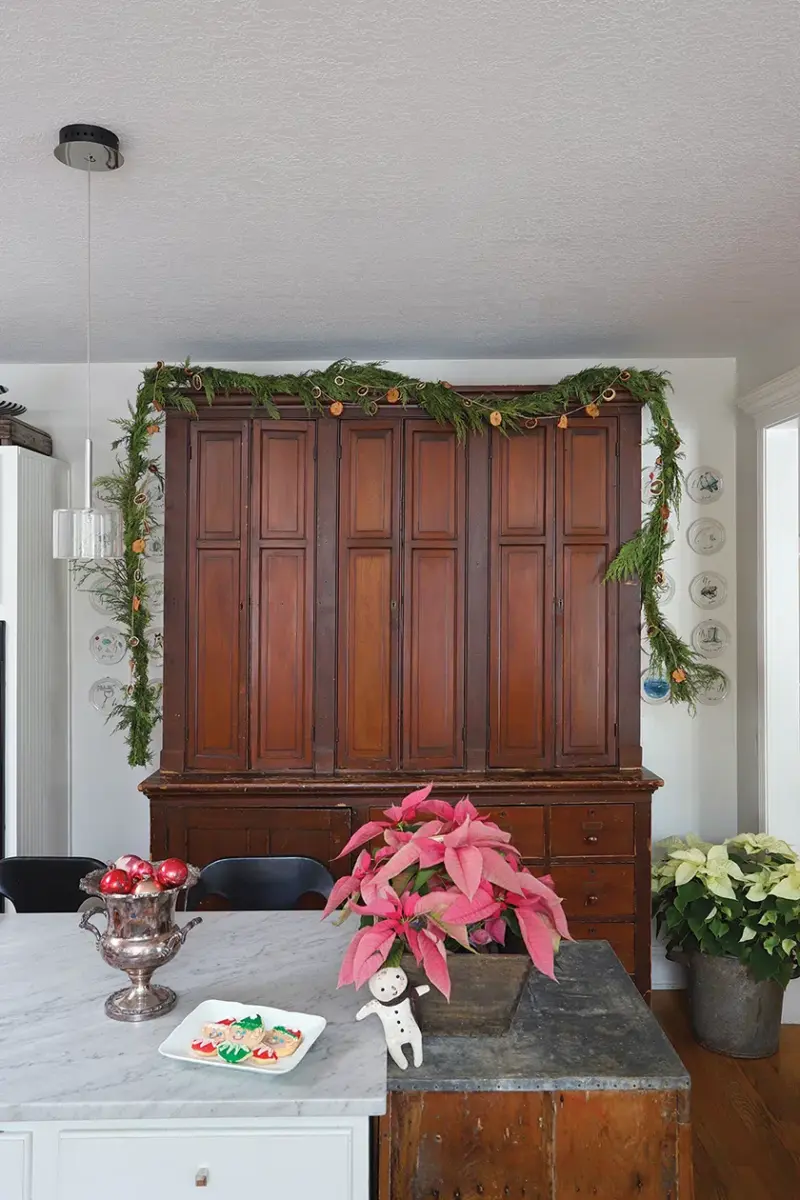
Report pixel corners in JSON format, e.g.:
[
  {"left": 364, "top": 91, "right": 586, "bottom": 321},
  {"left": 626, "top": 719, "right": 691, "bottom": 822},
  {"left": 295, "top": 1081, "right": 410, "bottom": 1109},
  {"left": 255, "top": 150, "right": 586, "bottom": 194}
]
[{"left": 145, "top": 390, "right": 660, "bottom": 997}]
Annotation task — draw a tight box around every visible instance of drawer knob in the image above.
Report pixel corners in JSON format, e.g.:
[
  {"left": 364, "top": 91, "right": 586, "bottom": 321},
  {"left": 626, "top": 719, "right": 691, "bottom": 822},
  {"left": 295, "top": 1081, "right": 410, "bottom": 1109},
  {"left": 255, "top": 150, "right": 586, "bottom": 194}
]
[
  {"left": 584, "top": 835, "right": 599, "bottom": 844},
  {"left": 196, "top": 1168, "right": 209, "bottom": 1188},
  {"left": 585, "top": 894, "right": 599, "bottom": 906}
]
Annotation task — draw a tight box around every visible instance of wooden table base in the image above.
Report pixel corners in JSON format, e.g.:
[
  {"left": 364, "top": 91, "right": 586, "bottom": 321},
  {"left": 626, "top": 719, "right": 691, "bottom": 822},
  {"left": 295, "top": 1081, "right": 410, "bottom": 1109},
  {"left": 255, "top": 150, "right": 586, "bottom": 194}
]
[{"left": 378, "top": 1089, "right": 693, "bottom": 1200}]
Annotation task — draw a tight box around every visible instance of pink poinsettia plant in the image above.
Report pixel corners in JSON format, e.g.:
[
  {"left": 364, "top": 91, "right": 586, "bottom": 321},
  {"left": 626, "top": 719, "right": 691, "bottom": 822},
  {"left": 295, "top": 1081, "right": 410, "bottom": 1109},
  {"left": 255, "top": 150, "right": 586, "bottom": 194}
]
[{"left": 323, "top": 784, "right": 571, "bottom": 1000}]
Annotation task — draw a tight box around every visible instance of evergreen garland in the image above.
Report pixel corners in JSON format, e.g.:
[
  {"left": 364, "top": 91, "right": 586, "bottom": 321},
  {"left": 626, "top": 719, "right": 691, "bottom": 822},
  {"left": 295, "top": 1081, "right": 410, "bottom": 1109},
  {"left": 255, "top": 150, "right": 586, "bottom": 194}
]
[{"left": 80, "top": 359, "right": 725, "bottom": 767}]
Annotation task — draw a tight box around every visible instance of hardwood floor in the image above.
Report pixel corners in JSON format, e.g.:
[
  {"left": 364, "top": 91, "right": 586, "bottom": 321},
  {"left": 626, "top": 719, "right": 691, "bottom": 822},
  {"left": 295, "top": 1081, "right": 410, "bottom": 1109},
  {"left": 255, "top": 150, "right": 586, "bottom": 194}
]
[{"left": 652, "top": 990, "right": 800, "bottom": 1198}]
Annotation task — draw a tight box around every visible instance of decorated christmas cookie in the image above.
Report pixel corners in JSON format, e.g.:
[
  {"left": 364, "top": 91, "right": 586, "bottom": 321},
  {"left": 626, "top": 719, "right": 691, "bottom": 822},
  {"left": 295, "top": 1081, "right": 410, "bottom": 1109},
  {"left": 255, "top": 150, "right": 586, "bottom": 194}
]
[
  {"left": 251, "top": 1045, "right": 280, "bottom": 1067},
  {"left": 190, "top": 1038, "right": 218, "bottom": 1058},
  {"left": 202, "top": 1018, "right": 235, "bottom": 1044},
  {"left": 226, "top": 1014, "right": 265, "bottom": 1051},
  {"left": 262, "top": 1025, "right": 303, "bottom": 1057},
  {"left": 217, "top": 1041, "right": 252, "bottom": 1065}
]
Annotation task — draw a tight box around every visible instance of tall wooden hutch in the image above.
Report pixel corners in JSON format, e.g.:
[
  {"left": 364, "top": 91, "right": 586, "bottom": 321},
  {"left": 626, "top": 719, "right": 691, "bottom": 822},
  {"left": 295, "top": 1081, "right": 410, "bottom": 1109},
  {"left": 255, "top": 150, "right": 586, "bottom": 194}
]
[{"left": 141, "top": 388, "right": 661, "bottom": 994}]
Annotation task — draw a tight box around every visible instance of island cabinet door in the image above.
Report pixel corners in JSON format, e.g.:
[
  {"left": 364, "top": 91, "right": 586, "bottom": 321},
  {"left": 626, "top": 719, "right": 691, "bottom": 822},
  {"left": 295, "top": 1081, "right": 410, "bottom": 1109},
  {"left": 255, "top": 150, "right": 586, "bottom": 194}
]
[
  {"left": 56, "top": 1125, "right": 366, "bottom": 1200},
  {"left": 155, "top": 804, "right": 352, "bottom": 877}
]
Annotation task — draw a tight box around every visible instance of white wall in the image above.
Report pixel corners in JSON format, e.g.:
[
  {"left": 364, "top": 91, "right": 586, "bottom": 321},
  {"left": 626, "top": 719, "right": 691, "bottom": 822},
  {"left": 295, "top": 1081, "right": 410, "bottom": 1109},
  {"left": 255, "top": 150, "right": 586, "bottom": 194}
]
[{"left": 2, "top": 359, "right": 740, "bottom": 926}]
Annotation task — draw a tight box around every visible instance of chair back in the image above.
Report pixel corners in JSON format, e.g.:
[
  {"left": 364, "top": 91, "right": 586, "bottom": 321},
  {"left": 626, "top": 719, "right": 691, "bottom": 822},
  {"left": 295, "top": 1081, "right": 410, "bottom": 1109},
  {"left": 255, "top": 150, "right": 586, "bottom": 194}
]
[
  {"left": 0, "top": 856, "right": 108, "bottom": 913},
  {"left": 187, "top": 855, "right": 334, "bottom": 912}
]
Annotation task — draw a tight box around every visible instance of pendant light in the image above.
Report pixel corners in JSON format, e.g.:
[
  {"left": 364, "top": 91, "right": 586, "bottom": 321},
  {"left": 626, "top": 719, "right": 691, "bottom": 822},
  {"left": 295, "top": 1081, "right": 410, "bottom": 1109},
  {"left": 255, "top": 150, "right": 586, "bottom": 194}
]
[{"left": 53, "top": 124, "right": 125, "bottom": 560}]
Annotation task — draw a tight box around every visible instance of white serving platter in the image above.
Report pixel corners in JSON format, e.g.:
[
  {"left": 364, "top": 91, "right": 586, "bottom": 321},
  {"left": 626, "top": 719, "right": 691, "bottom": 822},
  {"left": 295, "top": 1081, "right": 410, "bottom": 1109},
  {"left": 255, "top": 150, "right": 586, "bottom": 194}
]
[{"left": 158, "top": 999, "right": 326, "bottom": 1076}]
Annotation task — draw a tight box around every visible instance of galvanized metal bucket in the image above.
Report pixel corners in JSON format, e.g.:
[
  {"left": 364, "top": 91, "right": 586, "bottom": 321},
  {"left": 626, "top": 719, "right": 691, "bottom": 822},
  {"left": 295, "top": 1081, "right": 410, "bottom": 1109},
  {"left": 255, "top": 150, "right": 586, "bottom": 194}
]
[{"left": 687, "top": 952, "right": 784, "bottom": 1058}]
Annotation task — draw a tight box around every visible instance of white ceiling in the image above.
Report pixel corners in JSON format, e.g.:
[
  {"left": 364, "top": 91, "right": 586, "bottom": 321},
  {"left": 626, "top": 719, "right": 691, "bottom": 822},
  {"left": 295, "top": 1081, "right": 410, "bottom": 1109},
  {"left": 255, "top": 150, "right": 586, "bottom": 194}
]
[{"left": 1, "top": 0, "right": 799, "bottom": 363}]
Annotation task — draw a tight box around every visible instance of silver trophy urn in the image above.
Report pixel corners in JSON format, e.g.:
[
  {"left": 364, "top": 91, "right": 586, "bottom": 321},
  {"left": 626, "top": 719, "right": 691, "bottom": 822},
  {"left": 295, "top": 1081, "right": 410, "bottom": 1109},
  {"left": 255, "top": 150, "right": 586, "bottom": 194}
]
[{"left": 79, "top": 865, "right": 202, "bottom": 1022}]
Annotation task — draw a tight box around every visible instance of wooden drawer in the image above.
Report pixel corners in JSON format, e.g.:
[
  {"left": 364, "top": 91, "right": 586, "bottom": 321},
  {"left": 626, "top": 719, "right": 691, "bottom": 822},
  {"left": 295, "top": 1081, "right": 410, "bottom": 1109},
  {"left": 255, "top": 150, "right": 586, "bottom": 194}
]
[
  {"left": 550, "top": 804, "right": 634, "bottom": 858},
  {"left": 57, "top": 1126, "right": 357, "bottom": 1200},
  {"left": 569, "top": 921, "right": 636, "bottom": 973},
  {"left": 479, "top": 805, "right": 545, "bottom": 860},
  {"left": 551, "top": 864, "right": 635, "bottom": 919},
  {"left": 0, "top": 1132, "right": 32, "bottom": 1200}
]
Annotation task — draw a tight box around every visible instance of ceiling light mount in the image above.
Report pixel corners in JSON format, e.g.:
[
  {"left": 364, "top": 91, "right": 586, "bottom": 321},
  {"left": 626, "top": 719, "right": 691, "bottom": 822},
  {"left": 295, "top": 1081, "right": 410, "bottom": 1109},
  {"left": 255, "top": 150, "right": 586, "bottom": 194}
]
[{"left": 53, "top": 124, "right": 123, "bottom": 172}]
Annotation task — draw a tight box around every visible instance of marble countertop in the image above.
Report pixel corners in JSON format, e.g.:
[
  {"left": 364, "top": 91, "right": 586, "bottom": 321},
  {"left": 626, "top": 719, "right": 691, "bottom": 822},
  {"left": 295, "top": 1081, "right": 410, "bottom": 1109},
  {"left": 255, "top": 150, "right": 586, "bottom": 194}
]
[
  {"left": 0, "top": 911, "right": 387, "bottom": 1122},
  {"left": 390, "top": 941, "right": 690, "bottom": 1093}
]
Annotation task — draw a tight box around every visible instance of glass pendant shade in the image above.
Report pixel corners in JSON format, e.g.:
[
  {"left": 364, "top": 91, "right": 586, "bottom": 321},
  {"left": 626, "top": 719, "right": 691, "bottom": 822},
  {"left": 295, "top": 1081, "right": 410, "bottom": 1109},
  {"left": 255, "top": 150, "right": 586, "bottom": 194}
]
[
  {"left": 53, "top": 505, "right": 123, "bottom": 560},
  {"left": 53, "top": 436, "right": 124, "bottom": 560}
]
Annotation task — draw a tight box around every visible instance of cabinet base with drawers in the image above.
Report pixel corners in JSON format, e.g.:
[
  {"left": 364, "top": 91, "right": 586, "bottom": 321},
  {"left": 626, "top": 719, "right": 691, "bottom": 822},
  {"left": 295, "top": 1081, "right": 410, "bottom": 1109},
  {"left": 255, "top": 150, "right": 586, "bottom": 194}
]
[
  {"left": 0, "top": 1118, "right": 370, "bottom": 1200},
  {"left": 142, "top": 768, "right": 662, "bottom": 997}
]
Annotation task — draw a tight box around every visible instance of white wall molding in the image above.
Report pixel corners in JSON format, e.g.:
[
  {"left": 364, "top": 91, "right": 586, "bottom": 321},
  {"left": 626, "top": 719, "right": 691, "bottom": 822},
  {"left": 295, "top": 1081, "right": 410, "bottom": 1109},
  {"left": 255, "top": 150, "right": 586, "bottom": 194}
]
[{"left": 738, "top": 365, "right": 800, "bottom": 425}]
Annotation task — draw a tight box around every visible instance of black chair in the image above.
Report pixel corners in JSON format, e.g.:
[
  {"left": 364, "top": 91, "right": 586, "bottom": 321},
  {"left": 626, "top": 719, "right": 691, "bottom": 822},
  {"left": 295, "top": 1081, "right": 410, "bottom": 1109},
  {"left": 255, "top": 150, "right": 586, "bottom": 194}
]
[
  {"left": 187, "top": 856, "right": 334, "bottom": 912},
  {"left": 0, "top": 856, "right": 108, "bottom": 913}
]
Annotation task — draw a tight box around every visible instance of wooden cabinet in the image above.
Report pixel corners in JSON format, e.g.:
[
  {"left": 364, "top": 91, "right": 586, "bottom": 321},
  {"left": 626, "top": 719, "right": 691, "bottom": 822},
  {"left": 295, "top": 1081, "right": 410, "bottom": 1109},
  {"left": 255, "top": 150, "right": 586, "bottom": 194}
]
[{"left": 144, "top": 389, "right": 661, "bottom": 996}]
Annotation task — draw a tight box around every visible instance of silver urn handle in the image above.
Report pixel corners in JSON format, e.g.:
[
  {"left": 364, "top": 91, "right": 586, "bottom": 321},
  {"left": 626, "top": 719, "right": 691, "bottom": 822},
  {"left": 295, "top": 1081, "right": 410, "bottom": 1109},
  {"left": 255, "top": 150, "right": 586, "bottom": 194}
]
[
  {"left": 163, "top": 915, "right": 203, "bottom": 958},
  {"left": 79, "top": 906, "right": 106, "bottom": 946},
  {"left": 179, "top": 916, "right": 203, "bottom": 943}
]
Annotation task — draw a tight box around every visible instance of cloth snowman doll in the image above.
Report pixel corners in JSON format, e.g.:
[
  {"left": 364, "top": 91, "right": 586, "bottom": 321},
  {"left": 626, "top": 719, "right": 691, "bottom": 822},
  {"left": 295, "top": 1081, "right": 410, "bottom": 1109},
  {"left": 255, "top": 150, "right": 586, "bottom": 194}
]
[{"left": 356, "top": 966, "right": 430, "bottom": 1069}]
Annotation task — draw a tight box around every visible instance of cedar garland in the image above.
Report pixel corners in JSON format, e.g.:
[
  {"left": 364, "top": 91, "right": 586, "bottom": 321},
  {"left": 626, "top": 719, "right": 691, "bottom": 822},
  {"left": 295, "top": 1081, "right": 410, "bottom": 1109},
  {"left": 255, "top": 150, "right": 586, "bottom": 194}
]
[{"left": 80, "top": 360, "right": 725, "bottom": 767}]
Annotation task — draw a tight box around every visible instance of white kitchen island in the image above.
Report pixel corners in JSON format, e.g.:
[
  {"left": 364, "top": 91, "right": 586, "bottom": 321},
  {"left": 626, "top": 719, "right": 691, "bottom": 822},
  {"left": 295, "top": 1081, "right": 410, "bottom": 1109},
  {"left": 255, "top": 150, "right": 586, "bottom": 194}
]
[{"left": 0, "top": 911, "right": 387, "bottom": 1200}]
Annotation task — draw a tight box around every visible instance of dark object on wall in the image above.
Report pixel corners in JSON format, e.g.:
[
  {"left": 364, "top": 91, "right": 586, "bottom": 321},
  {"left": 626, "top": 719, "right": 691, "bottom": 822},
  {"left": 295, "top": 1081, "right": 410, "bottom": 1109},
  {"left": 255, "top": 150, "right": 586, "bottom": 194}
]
[
  {"left": 187, "top": 855, "right": 334, "bottom": 912},
  {"left": 685, "top": 950, "right": 784, "bottom": 1058},
  {"left": 141, "top": 389, "right": 663, "bottom": 997},
  {"left": 0, "top": 855, "right": 107, "bottom": 912},
  {"left": 0, "top": 416, "right": 52, "bottom": 456}
]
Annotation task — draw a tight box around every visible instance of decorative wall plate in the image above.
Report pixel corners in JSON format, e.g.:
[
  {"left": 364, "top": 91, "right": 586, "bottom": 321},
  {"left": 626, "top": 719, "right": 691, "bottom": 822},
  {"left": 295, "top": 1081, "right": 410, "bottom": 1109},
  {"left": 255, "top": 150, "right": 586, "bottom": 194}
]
[
  {"left": 89, "top": 587, "right": 115, "bottom": 617},
  {"left": 146, "top": 577, "right": 164, "bottom": 615},
  {"left": 689, "top": 571, "right": 727, "bottom": 609},
  {"left": 655, "top": 572, "right": 676, "bottom": 605},
  {"left": 641, "top": 670, "right": 671, "bottom": 705},
  {"left": 147, "top": 532, "right": 165, "bottom": 561},
  {"left": 90, "top": 627, "right": 126, "bottom": 665},
  {"left": 686, "top": 466, "right": 724, "bottom": 504},
  {"left": 691, "top": 619, "right": 731, "bottom": 658},
  {"left": 686, "top": 518, "right": 726, "bottom": 555},
  {"left": 149, "top": 627, "right": 164, "bottom": 664},
  {"left": 697, "top": 673, "right": 729, "bottom": 706},
  {"left": 89, "top": 677, "right": 124, "bottom": 714}
]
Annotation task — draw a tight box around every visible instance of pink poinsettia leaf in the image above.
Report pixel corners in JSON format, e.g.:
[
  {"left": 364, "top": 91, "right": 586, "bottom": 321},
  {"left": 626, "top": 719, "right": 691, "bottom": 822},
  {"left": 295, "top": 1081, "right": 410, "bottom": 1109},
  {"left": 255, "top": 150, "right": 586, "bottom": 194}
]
[
  {"left": 416, "top": 839, "right": 446, "bottom": 869},
  {"left": 336, "top": 821, "right": 388, "bottom": 859},
  {"left": 516, "top": 908, "right": 557, "bottom": 981},
  {"left": 352, "top": 923, "right": 398, "bottom": 989},
  {"left": 321, "top": 873, "right": 358, "bottom": 918},
  {"left": 435, "top": 918, "right": 472, "bottom": 949},
  {"left": 467, "top": 819, "right": 513, "bottom": 846},
  {"left": 372, "top": 840, "right": 422, "bottom": 889},
  {"left": 480, "top": 846, "right": 525, "bottom": 894},
  {"left": 400, "top": 783, "right": 434, "bottom": 812},
  {"left": 338, "top": 925, "right": 373, "bottom": 987},
  {"left": 471, "top": 927, "right": 493, "bottom": 945},
  {"left": 444, "top": 843, "right": 484, "bottom": 900},
  {"left": 419, "top": 932, "right": 451, "bottom": 999},
  {"left": 420, "top": 798, "right": 456, "bottom": 821},
  {"left": 453, "top": 797, "right": 479, "bottom": 824},
  {"left": 354, "top": 850, "right": 373, "bottom": 875},
  {"left": 442, "top": 887, "right": 501, "bottom": 926}
]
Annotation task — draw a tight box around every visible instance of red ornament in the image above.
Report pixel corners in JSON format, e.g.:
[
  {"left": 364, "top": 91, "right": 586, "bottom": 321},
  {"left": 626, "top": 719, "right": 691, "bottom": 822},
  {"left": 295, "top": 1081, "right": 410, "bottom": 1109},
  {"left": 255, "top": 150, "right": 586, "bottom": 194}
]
[
  {"left": 156, "top": 858, "right": 189, "bottom": 889},
  {"left": 131, "top": 859, "right": 155, "bottom": 883},
  {"left": 99, "top": 868, "right": 133, "bottom": 895}
]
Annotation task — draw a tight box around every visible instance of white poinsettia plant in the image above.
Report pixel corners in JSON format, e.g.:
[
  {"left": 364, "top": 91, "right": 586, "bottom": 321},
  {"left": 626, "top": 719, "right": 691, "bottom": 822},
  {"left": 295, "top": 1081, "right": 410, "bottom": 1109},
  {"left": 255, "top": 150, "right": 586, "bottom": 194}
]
[{"left": 652, "top": 833, "right": 800, "bottom": 988}]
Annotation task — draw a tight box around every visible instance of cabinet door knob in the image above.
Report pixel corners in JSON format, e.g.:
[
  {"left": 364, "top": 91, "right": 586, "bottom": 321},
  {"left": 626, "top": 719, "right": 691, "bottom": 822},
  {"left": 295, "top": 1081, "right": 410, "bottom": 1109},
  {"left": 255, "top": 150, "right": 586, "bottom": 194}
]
[
  {"left": 585, "top": 894, "right": 599, "bottom": 906},
  {"left": 585, "top": 835, "right": 599, "bottom": 844},
  {"left": 196, "top": 1168, "right": 209, "bottom": 1187}
]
